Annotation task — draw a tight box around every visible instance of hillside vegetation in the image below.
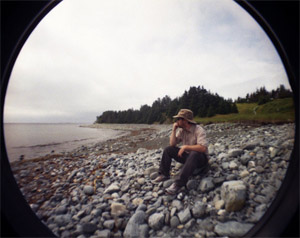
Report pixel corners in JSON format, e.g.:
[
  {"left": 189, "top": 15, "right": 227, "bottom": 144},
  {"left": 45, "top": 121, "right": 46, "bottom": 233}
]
[
  {"left": 96, "top": 86, "right": 237, "bottom": 124},
  {"left": 95, "top": 85, "right": 294, "bottom": 125},
  {"left": 197, "top": 98, "right": 295, "bottom": 125}
]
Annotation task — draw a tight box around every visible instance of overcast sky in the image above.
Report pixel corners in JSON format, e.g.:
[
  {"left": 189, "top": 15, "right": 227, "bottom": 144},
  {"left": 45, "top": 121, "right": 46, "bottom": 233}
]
[{"left": 4, "top": 0, "right": 291, "bottom": 123}]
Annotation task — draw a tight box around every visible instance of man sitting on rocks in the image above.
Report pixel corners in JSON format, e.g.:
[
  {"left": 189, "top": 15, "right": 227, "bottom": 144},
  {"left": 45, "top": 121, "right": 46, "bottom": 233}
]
[{"left": 153, "top": 109, "right": 209, "bottom": 195}]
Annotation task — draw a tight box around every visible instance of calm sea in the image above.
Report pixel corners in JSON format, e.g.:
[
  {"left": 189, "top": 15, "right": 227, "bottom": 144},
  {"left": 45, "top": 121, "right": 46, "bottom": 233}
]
[{"left": 3, "top": 123, "right": 125, "bottom": 162}]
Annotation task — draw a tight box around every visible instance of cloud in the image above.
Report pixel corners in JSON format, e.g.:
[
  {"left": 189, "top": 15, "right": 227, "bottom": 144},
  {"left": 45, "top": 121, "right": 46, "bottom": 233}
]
[{"left": 4, "top": 0, "right": 291, "bottom": 123}]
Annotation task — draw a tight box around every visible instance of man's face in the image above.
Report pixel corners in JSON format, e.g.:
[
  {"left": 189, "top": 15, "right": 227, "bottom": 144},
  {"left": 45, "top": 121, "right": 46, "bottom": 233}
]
[{"left": 177, "top": 118, "right": 185, "bottom": 128}]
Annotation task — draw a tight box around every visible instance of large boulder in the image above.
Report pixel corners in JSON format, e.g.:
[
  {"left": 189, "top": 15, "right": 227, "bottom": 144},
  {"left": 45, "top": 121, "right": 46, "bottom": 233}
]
[
  {"left": 123, "top": 211, "right": 148, "bottom": 238},
  {"left": 221, "top": 180, "right": 247, "bottom": 212}
]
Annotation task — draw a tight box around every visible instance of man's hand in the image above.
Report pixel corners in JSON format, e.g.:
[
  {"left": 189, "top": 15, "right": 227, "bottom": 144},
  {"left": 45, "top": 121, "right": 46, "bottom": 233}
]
[
  {"left": 178, "top": 146, "right": 186, "bottom": 157},
  {"left": 178, "top": 144, "right": 207, "bottom": 155},
  {"left": 172, "top": 122, "right": 179, "bottom": 131}
]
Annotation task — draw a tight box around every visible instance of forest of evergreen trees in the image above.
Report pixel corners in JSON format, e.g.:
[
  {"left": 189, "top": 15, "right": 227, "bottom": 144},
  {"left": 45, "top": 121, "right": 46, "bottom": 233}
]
[
  {"left": 96, "top": 86, "right": 238, "bottom": 124},
  {"left": 235, "top": 84, "right": 293, "bottom": 105},
  {"left": 96, "top": 85, "right": 293, "bottom": 124}
]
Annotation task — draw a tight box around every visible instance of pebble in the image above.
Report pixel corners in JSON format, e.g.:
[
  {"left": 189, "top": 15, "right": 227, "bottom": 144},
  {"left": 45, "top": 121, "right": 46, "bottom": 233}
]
[
  {"left": 104, "top": 183, "right": 120, "bottom": 194},
  {"left": 170, "top": 216, "right": 180, "bottom": 227},
  {"left": 83, "top": 185, "right": 94, "bottom": 196},
  {"left": 111, "top": 202, "right": 127, "bottom": 217},
  {"left": 148, "top": 213, "right": 164, "bottom": 230},
  {"left": 178, "top": 208, "right": 192, "bottom": 224},
  {"left": 10, "top": 123, "right": 294, "bottom": 237},
  {"left": 199, "top": 177, "right": 215, "bottom": 192},
  {"left": 191, "top": 201, "right": 206, "bottom": 218}
]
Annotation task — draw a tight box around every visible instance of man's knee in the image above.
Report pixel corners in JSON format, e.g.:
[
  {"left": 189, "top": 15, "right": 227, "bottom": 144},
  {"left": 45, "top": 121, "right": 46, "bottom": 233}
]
[
  {"left": 163, "top": 145, "right": 177, "bottom": 154},
  {"left": 188, "top": 151, "right": 207, "bottom": 163},
  {"left": 188, "top": 151, "right": 202, "bottom": 158}
]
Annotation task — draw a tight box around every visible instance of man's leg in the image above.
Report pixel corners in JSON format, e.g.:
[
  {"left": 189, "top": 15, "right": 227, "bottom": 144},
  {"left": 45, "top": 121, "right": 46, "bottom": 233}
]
[
  {"left": 159, "top": 146, "right": 186, "bottom": 177},
  {"left": 175, "top": 151, "right": 208, "bottom": 187}
]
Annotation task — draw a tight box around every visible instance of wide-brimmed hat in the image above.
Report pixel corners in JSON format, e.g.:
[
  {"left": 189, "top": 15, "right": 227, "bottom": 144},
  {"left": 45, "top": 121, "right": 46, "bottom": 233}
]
[{"left": 173, "top": 109, "right": 196, "bottom": 124}]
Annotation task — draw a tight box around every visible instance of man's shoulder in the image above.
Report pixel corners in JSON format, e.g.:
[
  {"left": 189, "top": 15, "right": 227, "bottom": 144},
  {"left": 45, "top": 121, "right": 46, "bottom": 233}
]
[
  {"left": 195, "top": 124, "right": 206, "bottom": 133},
  {"left": 195, "top": 124, "right": 204, "bottom": 129}
]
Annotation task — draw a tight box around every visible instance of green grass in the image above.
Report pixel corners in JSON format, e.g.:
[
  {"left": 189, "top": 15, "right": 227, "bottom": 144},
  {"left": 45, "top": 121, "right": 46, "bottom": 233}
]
[{"left": 195, "top": 98, "right": 295, "bottom": 124}]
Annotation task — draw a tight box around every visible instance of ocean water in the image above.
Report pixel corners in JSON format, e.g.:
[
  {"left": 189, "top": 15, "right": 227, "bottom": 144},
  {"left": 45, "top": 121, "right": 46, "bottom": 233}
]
[{"left": 3, "top": 123, "right": 125, "bottom": 162}]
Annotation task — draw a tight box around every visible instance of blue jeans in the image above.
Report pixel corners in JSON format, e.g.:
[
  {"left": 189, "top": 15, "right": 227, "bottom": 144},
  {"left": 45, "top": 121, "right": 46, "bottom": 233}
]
[{"left": 159, "top": 146, "right": 208, "bottom": 187}]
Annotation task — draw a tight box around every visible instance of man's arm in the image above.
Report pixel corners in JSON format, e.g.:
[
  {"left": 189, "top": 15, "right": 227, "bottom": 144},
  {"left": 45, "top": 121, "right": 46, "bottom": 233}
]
[
  {"left": 170, "top": 122, "right": 179, "bottom": 146},
  {"left": 178, "top": 144, "right": 207, "bottom": 157}
]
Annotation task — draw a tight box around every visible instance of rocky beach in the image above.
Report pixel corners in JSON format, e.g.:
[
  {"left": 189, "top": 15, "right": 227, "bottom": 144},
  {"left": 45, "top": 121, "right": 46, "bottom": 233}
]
[{"left": 10, "top": 122, "right": 295, "bottom": 238}]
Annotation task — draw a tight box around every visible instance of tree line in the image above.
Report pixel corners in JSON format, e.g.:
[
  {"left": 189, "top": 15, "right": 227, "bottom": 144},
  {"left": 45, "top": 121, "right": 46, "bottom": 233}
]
[
  {"left": 96, "top": 86, "right": 238, "bottom": 124},
  {"left": 235, "top": 85, "right": 293, "bottom": 105}
]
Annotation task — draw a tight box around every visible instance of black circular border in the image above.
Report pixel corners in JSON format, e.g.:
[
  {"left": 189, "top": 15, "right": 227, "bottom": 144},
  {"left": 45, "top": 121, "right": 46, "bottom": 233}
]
[
  {"left": 1, "top": 0, "right": 299, "bottom": 237},
  {"left": 236, "top": 1, "right": 299, "bottom": 237}
]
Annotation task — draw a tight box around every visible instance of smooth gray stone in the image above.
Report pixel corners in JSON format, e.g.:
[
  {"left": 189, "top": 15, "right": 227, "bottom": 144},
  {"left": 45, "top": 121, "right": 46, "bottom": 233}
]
[
  {"left": 82, "top": 222, "right": 97, "bottom": 234},
  {"left": 214, "top": 221, "right": 254, "bottom": 237},
  {"left": 228, "top": 149, "right": 244, "bottom": 157},
  {"left": 241, "top": 154, "right": 251, "bottom": 165},
  {"left": 191, "top": 201, "right": 206, "bottom": 218},
  {"left": 83, "top": 185, "right": 94, "bottom": 196},
  {"left": 242, "top": 141, "right": 260, "bottom": 150},
  {"left": 94, "top": 229, "right": 110, "bottom": 238},
  {"left": 186, "top": 179, "right": 199, "bottom": 190},
  {"left": 170, "top": 216, "right": 180, "bottom": 228},
  {"left": 148, "top": 213, "right": 164, "bottom": 230},
  {"left": 171, "top": 200, "right": 183, "bottom": 211},
  {"left": 123, "top": 211, "right": 146, "bottom": 238},
  {"left": 53, "top": 214, "right": 71, "bottom": 226},
  {"left": 104, "top": 183, "right": 120, "bottom": 194},
  {"left": 150, "top": 197, "right": 162, "bottom": 209},
  {"left": 199, "top": 177, "right": 215, "bottom": 192},
  {"left": 185, "top": 218, "right": 196, "bottom": 229},
  {"left": 103, "top": 220, "right": 115, "bottom": 230},
  {"left": 178, "top": 208, "right": 191, "bottom": 224},
  {"left": 55, "top": 205, "right": 67, "bottom": 215}
]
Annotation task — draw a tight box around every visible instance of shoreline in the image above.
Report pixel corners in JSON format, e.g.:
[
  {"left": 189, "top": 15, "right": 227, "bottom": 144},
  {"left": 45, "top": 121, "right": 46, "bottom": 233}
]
[
  {"left": 10, "top": 122, "right": 295, "bottom": 237},
  {"left": 81, "top": 123, "right": 171, "bottom": 134},
  {"left": 10, "top": 124, "right": 169, "bottom": 166},
  {"left": 6, "top": 124, "right": 132, "bottom": 163},
  {"left": 10, "top": 121, "right": 294, "bottom": 165}
]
